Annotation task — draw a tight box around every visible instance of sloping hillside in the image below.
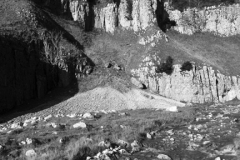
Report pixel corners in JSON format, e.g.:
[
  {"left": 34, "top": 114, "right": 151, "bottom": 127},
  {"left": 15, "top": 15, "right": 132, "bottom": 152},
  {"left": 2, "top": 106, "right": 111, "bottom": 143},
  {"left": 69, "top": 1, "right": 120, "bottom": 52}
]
[{"left": 0, "top": 0, "right": 93, "bottom": 113}]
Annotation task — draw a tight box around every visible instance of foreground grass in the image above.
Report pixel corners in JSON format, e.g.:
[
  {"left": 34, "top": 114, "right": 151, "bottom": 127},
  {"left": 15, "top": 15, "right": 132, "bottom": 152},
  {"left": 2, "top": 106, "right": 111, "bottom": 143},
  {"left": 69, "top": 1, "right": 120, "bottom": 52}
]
[{"left": 0, "top": 107, "right": 195, "bottom": 160}]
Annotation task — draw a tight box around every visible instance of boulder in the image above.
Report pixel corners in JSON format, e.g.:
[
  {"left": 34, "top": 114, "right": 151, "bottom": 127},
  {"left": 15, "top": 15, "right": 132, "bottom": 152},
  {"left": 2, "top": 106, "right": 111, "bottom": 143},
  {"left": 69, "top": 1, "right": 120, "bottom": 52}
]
[
  {"left": 43, "top": 115, "right": 52, "bottom": 121},
  {"left": 73, "top": 122, "right": 87, "bottom": 129},
  {"left": 157, "top": 154, "right": 172, "bottom": 160},
  {"left": 26, "top": 138, "right": 33, "bottom": 145},
  {"left": 131, "top": 77, "right": 144, "bottom": 89},
  {"left": 83, "top": 113, "right": 94, "bottom": 119},
  {"left": 25, "top": 149, "right": 37, "bottom": 160}
]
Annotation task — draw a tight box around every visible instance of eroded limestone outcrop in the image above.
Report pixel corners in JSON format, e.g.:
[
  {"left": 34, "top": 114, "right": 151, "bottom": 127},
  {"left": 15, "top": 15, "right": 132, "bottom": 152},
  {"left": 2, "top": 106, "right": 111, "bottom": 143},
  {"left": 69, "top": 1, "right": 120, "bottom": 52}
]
[
  {"left": 68, "top": 1, "right": 240, "bottom": 36},
  {"left": 167, "top": 4, "right": 240, "bottom": 36},
  {"left": 131, "top": 55, "right": 240, "bottom": 103},
  {"left": 69, "top": 0, "right": 158, "bottom": 33}
]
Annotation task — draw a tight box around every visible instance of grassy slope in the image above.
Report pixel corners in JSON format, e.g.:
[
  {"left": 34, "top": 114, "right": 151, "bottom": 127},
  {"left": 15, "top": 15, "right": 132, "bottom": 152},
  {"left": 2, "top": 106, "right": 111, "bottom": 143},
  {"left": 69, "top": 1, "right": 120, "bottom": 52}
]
[
  {"left": 82, "top": 27, "right": 240, "bottom": 76},
  {"left": 166, "top": 31, "right": 240, "bottom": 75},
  {"left": 0, "top": 107, "right": 195, "bottom": 159}
]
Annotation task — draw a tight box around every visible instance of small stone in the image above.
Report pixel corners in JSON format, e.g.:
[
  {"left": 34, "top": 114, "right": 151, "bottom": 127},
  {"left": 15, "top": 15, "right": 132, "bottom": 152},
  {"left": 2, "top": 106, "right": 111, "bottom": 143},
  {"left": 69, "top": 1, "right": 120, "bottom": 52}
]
[
  {"left": 120, "top": 125, "right": 127, "bottom": 129},
  {"left": 44, "top": 115, "right": 52, "bottom": 121},
  {"left": 52, "top": 123, "right": 58, "bottom": 128},
  {"left": 0, "top": 144, "right": 3, "bottom": 150},
  {"left": 157, "top": 154, "right": 172, "bottom": 160},
  {"left": 83, "top": 113, "right": 94, "bottom": 119},
  {"left": 119, "top": 149, "right": 130, "bottom": 155},
  {"left": 101, "top": 110, "right": 108, "bottom": 114},
  {"left": 109, "top": 110, "right": 116, "bottom": 113},
  {"left": 98, "top": 140, "right": 111, "bottom": 148},
  {"left": 0, "top": 127, "right": 7, "bottom": 132},
  {"left": 165, "top": 106, "right": 178, "bottom": 112},
  {"left": 46, "top": 122, "right": 57, "bottom": 128},
  {"left": 7, "top": 130, "right": 12, "bottom": 134},
  {"left": 20, "top": 141, "right": 26, "bottom": 145},
  {"left": 30, "top": 118, "right": 38, "bottom": 125},
  {"left": 102, "top": 149, "right": 113, "bottom": 155},
  {"left": 73, "top": 122, "right": 87, "bottom": 129},
  {"left": 203, "top": 141, "right": 211, "bottom": 145},
  {"left": 11, "top": 122, "right": 22, "bottom": 129},
  {"left": 195, "top": 134, "right": 204, "bottom": 142},
  {"left": 25, "top": 149, "right": 37, "bottom": 160},
  {"left": 215, "top": 157, "right": 221, "bottom": 160},
  {"left": 131, "top": 77, "right": 144, "bottom": 89},
  {"left": 146, "top": 133, "right": 152, "bottom": 139},
  {"left": 166, "top": 130, "right": 174, "bottom": 136},
  {"left": 113, "top": 64, "right": 122, "bottom": 70},
  {"left": 119, "top": 112, "right": 127, "bottom": 116},
  {"left": 66, "top": 114, "right": 76, "bottom": 118},
  {"left": 26, "top": 138, "right": 33, "bottom": 145},
  {"left": 86, "top": 157, "right": 92, "bottom": 160},
  {"left": 117, "top": 139, "right": 130, "bottom": 148},
  {"left": 52, "top": 131, "right": 58, "bottom": 135}
]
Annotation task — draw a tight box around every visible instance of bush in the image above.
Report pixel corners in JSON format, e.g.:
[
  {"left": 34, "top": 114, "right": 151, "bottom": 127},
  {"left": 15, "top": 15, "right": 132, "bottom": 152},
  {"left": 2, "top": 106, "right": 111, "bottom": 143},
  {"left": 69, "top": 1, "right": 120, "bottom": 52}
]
[
  {"left": 156, "top": 56, "right": 174, "bottom": 75},
  {"left": 180, "top": 61, "right": 193, "bottom": 72}
]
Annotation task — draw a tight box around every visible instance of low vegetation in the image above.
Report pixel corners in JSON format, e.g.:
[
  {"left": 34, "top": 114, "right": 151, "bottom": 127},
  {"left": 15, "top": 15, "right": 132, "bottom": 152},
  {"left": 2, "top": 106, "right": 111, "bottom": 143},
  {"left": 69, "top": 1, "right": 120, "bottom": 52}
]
[
  {"left": 181, "top": 61, "right": 193, "bottom": 72},
  {"left": 156, "top": 56, "right": 174, "bottom": 75},
  {"left": 0, "top": 107, "right": 195, "bottom": 159}
]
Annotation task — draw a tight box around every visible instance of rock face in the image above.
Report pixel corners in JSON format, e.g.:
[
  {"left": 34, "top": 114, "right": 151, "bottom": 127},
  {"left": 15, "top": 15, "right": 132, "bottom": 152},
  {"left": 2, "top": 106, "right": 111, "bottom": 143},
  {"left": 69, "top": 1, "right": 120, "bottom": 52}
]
[
  {"left": 167, "top": 4, "right": 240, "bottom": 36},
  {"left": 131, "top": 55, "right": 240, "bottom": 103},
  {"left": 68, "top": 1, "right": 240, "bottom": 36},
  {"left": 0, "top": 0, "right": 93, "bottom": 113},
  {"left": 40, "top": 0, "right": 240, "bottom": 36},
  {"left": 69, "top": 0, "right": 158, "bottom": 33}
]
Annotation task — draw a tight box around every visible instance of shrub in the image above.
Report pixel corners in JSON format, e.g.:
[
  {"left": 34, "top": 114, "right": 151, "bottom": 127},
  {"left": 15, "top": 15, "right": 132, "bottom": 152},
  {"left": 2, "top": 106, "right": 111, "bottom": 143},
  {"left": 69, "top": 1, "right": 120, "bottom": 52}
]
[
  {"left": 180, "top": 61, "right": 193, "bottom": 72},
  {"left": 156, "top": 56, "right": 174, "bottom": 75}
]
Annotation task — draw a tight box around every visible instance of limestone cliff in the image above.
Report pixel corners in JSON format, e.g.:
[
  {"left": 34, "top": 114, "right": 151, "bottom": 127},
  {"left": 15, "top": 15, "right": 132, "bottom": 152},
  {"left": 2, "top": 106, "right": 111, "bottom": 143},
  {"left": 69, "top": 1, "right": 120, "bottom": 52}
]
[
  {"left": 37, "top": 0, "right": 240, "bottom": 104},
  {"left": 68, "top": 1, "right": 240, "bottom": 36},
  {"left": 69, "top": 0, "right": 158, "bottom": 33},
  {"left": 167, "top": 4, "right": 240, "bottom": 36},
  {"left": 131, "top": 55, "right": 240, "bottom": 103},
  {"left": 65, "top": 0, "right": 240, "bottom": 103}
]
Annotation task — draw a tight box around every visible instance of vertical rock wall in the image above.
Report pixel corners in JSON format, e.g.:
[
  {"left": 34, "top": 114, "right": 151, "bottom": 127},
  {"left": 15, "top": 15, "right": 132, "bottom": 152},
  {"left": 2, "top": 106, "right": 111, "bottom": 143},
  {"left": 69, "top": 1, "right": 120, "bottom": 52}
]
[
  {"left": 167, "top": 4, "right": 240, "bottom": 36},
  {"left": 69, "top": 0, "right": 158, "bottom": 33},
  {"left": 131, "top": 55, "right": 240, "bottom": 103}
]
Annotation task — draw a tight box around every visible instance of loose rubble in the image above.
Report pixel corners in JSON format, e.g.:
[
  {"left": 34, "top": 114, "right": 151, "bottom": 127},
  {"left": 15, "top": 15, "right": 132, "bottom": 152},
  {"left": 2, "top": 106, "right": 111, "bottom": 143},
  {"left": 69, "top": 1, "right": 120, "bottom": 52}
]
[{"left": 0, "top": 104, "right": 240, "bottom": 159}]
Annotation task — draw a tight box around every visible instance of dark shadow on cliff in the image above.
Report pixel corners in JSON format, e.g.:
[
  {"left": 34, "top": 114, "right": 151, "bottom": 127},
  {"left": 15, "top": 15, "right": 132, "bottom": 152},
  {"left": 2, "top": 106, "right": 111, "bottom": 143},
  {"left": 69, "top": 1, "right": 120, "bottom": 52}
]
[
  {"left": 0, "top": 34, "right": 80, "bottom": 123},
  {"left": 155, "top": 0, "right": 176, "bottom": 32},
  {"left": 0, "top": 13, "right": 94, "bottom": 123}
]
